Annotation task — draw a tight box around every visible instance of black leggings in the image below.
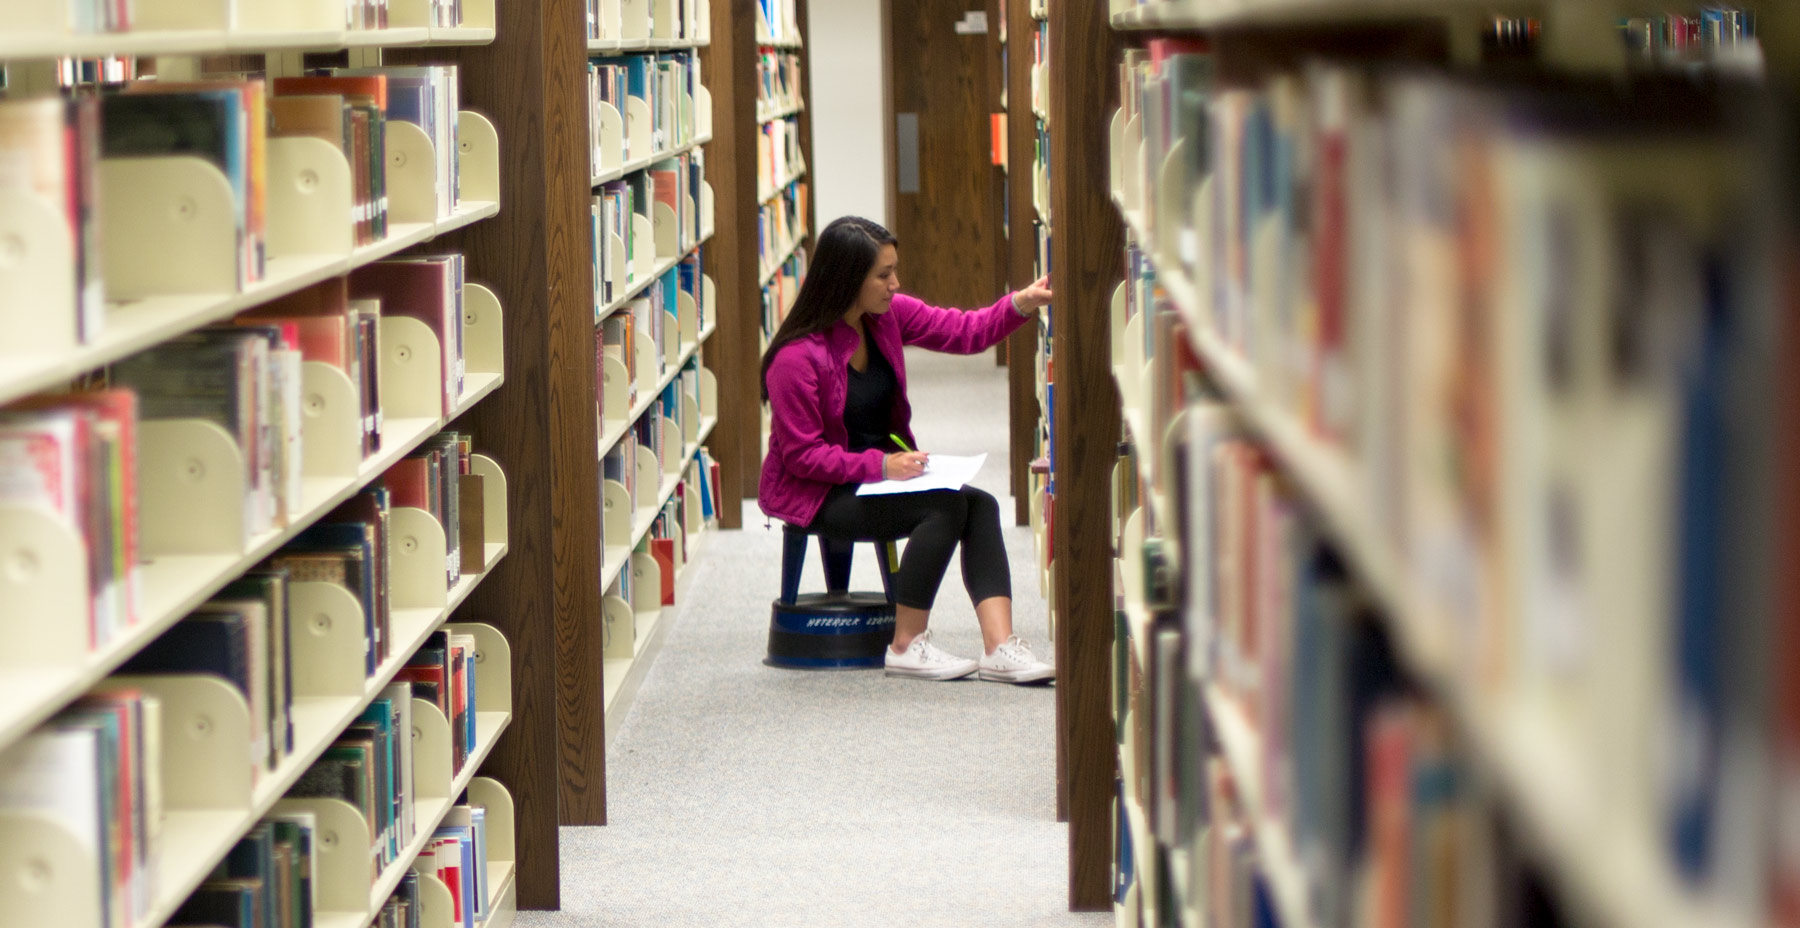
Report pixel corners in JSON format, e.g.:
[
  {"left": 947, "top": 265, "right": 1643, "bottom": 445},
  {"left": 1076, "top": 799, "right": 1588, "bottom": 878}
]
[{"left": 807, "top": 484, "right": 1012, "bottom": 611}]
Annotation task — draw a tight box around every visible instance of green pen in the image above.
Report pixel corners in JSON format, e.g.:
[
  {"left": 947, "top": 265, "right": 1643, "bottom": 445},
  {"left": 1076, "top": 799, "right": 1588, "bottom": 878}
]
[{"left": 889, "top": 433, "right": 929, "bottom": 473}]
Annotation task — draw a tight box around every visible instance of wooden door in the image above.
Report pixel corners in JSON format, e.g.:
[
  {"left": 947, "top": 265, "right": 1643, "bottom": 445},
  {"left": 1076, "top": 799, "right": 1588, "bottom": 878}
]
[{"left": 886, "top": 0, "right": 1006, "bottom": 311}]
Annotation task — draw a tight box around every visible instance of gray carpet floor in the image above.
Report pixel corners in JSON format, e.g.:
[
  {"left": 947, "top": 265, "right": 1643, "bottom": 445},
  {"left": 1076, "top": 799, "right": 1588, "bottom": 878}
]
[{"left": 516, "top": 346, "right": 1111, "bottom": 928}]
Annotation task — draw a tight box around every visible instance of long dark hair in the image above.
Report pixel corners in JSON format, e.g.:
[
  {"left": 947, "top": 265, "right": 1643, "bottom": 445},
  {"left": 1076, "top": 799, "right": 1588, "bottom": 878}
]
[{"left": 759, "top": 216, "right": 899, "bottom": 401}]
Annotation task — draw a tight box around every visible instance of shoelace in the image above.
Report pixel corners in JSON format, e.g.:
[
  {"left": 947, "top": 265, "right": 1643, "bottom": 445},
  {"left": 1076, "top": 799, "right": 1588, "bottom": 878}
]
[
  {"left": 912, "top": 631, "right": 952, "bottom": 664},
  {"left": 996, "top": 637, "right": 1035, "bottom": 665}
]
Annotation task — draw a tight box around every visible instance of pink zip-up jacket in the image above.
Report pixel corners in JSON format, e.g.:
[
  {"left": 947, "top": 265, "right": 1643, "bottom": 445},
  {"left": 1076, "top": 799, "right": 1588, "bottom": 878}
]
[{"left": 759, "top": 291, "right": 1030, "bottom": 527}]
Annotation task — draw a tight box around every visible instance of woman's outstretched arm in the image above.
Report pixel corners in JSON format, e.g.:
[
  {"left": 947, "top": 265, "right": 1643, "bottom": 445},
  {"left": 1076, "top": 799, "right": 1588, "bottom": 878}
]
[{"left": 892, "top": 276, "right": 1052, "bottom": 355}]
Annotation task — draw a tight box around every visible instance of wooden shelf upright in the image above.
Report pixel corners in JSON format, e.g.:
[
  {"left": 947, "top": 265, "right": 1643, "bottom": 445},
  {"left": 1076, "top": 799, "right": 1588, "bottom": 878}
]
[
  {"left": 1045, "top": 0, "right": 1126, "bottom": 912},
  {"left": 702, "top": 2, "right": 761, "bottom": 514},
  {"left": 1004, "top": 0, "right": 1039, "bottom": 528},
  {"left": 415, "top": 0, "right": 600, "bottom": 904}
]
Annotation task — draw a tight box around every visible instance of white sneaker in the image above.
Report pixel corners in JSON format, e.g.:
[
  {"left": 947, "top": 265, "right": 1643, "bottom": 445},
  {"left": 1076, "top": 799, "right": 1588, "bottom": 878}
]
[
  {"left": 884, "top": 630, "right": 979, "bottom": 681},
  {"left": 979, "top": 635, "right": 1056, "bottom": 684}
]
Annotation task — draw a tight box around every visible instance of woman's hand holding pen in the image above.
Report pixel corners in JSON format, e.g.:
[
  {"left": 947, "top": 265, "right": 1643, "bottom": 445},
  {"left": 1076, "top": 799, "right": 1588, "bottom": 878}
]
[
  {"left": 884, "top": 433, "right": 929, "bottom": 481},
  {"left": 884, "top": 452, "right": 930, "bottom": 480},
  {"left": 1011, "top": 275, "right": 1053, "bottom": 315}
]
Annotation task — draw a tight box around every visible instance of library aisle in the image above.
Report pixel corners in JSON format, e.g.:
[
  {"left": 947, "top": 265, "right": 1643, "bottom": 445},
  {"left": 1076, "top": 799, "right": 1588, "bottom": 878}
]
[{"left": 518, "top": 348, "right": 1108, "bottom": 928}]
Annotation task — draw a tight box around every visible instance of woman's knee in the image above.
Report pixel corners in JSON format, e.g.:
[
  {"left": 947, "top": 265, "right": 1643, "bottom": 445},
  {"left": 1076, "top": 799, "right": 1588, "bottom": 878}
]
[{"left": 960, "top": 486, "right": 999, "bottom": 520}]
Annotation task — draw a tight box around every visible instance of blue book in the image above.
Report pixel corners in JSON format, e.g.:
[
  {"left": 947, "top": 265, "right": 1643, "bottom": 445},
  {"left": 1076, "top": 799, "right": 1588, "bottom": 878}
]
[
  {"left": 625, "top": 56, "right": 651, "bottom": 105},
  {"left": 697, "top": 450, "right": 715, "bottom": 519},
  {"left": 121, "top": 613, "right": 249, "bottom": 702}
]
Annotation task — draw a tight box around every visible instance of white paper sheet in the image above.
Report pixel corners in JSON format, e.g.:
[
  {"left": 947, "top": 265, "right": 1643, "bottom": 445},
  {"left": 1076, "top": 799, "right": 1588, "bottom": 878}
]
[{"left": 857, "top": 452, "right": 988, "bottom": 496}]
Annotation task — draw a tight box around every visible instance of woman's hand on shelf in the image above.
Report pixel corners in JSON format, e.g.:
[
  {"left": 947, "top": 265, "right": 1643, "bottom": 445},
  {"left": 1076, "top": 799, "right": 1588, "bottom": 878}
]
[
  {"left": 1012, "top": 275, "right": 1053, "bottom": 315},
  {"left": 884, "top": 451, "right": 930, "bottom": 480}
]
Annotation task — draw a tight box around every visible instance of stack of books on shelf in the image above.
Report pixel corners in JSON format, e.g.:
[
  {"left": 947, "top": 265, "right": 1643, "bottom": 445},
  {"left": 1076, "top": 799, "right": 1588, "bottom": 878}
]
[
  {"left": 757, "top": 184, "right": 807, "bottom": 278},
  {"left": 11, "top": 0, "right": 474, "bottom": 42},
  {"left": 586, "top": 0, "right": 708, "bottom": 45},
  {"left": 0, "top": 27, "right": 514, "bottom": 926},
  {"left": 758, "top": 116, "right": 804, "bottom": 197},
  {"left": 586, "top": 51, "right": 701, "bottom": 174},
  {"left": 751, "top": 12, "right": 807, "bottom": 356},
  {"left": 756, "top": 48, "right": 802, "bottom": 116},
  {"left": 1103, "top": 12, "right": 1797, "bottom": 928},
  {"left": 583, "top": 13, "right": 717, "bottom": 710},
  {"left": 755, "top": 0, "right": 800, "bottom": 46},
  {"left": 1025, "top": 10, "right": 1055, "bottom": 605},
  {"left": 759, "top": 248, "right": 805, "bottom": 348}
]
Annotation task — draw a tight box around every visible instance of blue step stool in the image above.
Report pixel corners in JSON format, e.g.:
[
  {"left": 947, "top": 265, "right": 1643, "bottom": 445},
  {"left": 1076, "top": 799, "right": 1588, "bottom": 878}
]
[{"left": 765, "top": 524, "right": 900, "bottom": 670}]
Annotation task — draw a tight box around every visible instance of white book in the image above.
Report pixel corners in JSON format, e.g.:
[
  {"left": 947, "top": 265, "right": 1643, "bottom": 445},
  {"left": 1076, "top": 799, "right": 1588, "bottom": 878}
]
[
  {"left": 382, "top": 683, "right": 416, "bottom": 846},
  {"left": 139, "top": 695, "right": 163, "bottom": 892},
  {"left": 442, "top": 804, "right": 487, "bottom": 916},
  {"left": 271, "top": 347, "right": 304, "bottom": 524},
  {"left": 0, "top": 728, "right": 106, "bottom": 922}
]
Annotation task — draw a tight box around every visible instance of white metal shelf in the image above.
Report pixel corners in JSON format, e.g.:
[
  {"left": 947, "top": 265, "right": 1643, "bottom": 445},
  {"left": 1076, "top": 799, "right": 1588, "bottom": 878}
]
[
  {"left": 128, "top": 542, "right": 510, "bottom": 928},
  {"left": 587, "top": 35, "right": 711, "bottom": 51},
  {"left": 596, "top": 230, "right": 715, "bottom": 324},
  {"left": 598, "top": 322, "right": 716, "bottom": 460},
  {"left": 589, "top": 134, "right": 713, "bottom": 189},
  {"left": 1203, "top": 684, "right": 1320, "bottom": 928},
  {"left": 601, "top": 478, "right": 713, "bottom": 719},
  {"left": 0, "top": 355, "right": 507, "bottom": 755},
  {"left": 758, "top": 229, "right": 809, "bottom": 286},
  {"left": 1109, "top": 0, "right": 1526, "bottom": 29},
  {"left": 1111, "top": 164, "right": 1751, "bottom": 928},
  {"left": 756, "top": 99, "right": 805, "bottom": 124},
  {"left": 599, "top": 416, "right": 717, "bottom": 595},
  {"left": 0, "top": 23, "right": 497, "bottom": 59},
  {"left": 758, "top": 166, "right": 807, "bottom": 204},
  {"left": 0, "top": 200, "right": 498, "bottom": 409}
]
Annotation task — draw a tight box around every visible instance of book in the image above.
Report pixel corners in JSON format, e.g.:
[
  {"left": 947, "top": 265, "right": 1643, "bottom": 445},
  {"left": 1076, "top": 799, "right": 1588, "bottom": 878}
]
[
  {"left": 351, "top": 256, "right": 465, "bottom": 416},
  {"left": 112, "top": 329, "right": 276, "bottom": 537},
  {"left": 273, "top": 76, "right": 390, "bottom": 244},
  {"left": 0, "top": 96, "right": 103, "bottom": 342}
]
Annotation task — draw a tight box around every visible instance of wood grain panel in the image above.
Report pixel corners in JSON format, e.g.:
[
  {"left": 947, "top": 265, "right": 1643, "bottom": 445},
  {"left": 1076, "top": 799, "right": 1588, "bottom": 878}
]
[
  {"left": 704, "top": 0, "right": 761, "bottom": 519},
  {"left": 795, "top": 0, "right": 819, "bottom": 239},
  {"left": 988, "top": 0, "right": 1009, "bottom": 370},
  {"left": 1048, "top": 0, "right": 1123, "bottom": 911},
  {"left": 886, "top": 0, "right": 1002, "bottom": 311},
  {"left": 540, "top": 0, "right": 609, "bottom": 832},
  {"left": 1004, "top": 0, "right": 1038, "bottom": 529},
  {"left": 406, "top": 0, "right": 605, "bottom": 901}
]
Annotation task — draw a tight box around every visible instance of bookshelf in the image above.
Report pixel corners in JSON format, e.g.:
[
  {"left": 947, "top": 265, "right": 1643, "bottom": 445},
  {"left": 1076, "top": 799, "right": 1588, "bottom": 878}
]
[
  {"left": 0, "top": 0, "right": 498, "bottom": 59},
  {"left": 753, "top": 4, "right": 812, "bottom": 363},
  {"left": 706, "top": 0, "right": 813, "bottom": 498},
  {"left": 1004, "top": 0, "right": 1038, "bottom": 529},
  {"left": 0, "top": 12, "right": 523, "bottom": 928},
  {"left": 467, "top": 0, "right": 718, "bottom": 830},
  {"left": 1100, "top": 5, "right": 1799, "bottom": 928},
  {"left": 1010, "top": 0, "right": 1126, "bottom": 911}
]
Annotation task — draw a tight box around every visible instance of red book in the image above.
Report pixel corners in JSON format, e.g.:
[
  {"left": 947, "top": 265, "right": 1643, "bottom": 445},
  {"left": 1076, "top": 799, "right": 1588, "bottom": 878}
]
[
  {"left": 1366, "top": 705, "right": 1415, "bottom": 928},
  {"left": 272, "top": 75, "right": 388, "bottom": 112},
  {"left": 650, "top": 166, "right": 682, "bottom": 214},
  {"left": 350, "top": 259, "right": 459, "bottom": 416},
  {"left": 383, "top": 458, "right": 431, "bottom": 511},
  {"left": 240, "top": 279, "right": 352, "bottom": 370},
  {"left": 395, "top": 666, "right": 449, "bottom": 716},
  {"left": 652, "top": 537, "right": 676, "bottom": 604},
  {"left": 448, "top": 642, "right": 468, "bottom": 752},
  {"left": 435, "top": 837, "right": 464, "bottom": 921}
]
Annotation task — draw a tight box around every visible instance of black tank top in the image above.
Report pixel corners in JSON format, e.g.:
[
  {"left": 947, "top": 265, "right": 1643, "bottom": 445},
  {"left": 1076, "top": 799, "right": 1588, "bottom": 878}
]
[{"left": 844, "top": 332, "right": 897, "bottom": 453}]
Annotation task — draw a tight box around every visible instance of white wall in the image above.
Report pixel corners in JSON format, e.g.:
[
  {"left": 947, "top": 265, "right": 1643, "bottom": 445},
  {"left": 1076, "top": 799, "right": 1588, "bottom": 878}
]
[{"left": 806, "top": 0, "right": 891, "bottom": 229}]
